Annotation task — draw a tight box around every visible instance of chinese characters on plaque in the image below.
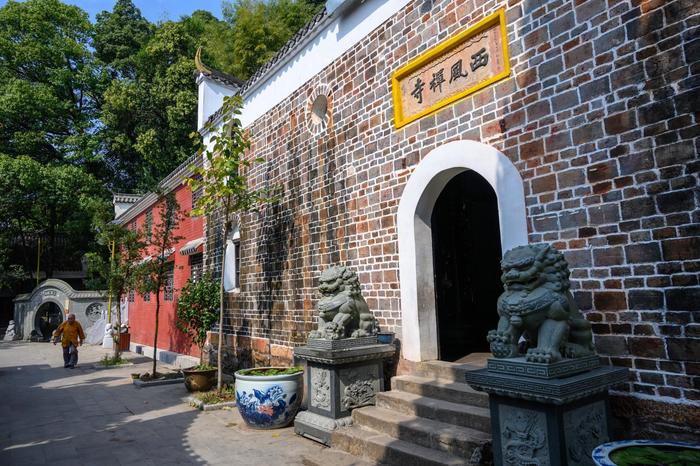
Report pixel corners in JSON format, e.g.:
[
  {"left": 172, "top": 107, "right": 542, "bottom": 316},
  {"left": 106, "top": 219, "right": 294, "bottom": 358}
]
[{"left": 392, "top": 10, "right": 509, "bottom": 128}]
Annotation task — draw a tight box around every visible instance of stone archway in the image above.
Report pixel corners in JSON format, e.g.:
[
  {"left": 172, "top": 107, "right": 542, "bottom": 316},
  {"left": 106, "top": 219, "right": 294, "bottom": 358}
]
[
  {"left": 13, "top": 279, "right": 108, "bottom": 341},
  {"left": 397, "top": 140, "right": 528, "bottom": 362}
]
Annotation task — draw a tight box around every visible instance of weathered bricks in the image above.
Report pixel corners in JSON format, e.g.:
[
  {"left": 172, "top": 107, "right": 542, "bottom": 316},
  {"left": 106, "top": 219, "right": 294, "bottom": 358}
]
[{"left": 201, "top": 0, "right": 700, "bottom": 434}]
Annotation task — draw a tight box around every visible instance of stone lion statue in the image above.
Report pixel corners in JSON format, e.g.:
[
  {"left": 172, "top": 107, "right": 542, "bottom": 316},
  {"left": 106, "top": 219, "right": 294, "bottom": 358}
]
[
  {"left": 309, "top": 266, "right": 378, "bottom": 340},
  {"left": 487, "top": 244, "right": 594, "bottom": 363}
]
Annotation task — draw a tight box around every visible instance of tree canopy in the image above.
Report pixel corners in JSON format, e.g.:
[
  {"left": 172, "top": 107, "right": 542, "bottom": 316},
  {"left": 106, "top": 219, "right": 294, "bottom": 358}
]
[{"left": 0, "top": 0, "right": 322, "bottom": 293}]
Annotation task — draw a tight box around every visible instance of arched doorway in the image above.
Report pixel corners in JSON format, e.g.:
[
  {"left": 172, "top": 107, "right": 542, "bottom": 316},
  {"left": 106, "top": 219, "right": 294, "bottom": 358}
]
[
  {"left": 34, "top": 302, "right": 63, "bottom": 341},
  {"left": 431, "top": 170, "right": 502, "bottom": 361},
  {"left": 398, "top": 140, "right": 528, "bottom": 362}
]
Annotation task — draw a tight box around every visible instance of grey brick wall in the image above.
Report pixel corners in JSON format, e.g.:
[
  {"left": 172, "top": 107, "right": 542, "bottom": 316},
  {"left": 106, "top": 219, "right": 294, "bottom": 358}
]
[{"left": 204, "top": 0, "right": 700, "bottom": 437}]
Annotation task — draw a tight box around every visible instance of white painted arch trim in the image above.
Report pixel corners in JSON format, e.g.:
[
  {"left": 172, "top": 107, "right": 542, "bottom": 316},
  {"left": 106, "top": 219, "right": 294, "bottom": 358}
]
[{"left": 397, "top": 140, "right": 528, "bottom": 362}]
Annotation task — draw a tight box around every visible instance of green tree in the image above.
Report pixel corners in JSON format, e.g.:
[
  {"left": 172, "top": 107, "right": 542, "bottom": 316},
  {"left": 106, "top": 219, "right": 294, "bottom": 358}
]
[
  {"left": 223, "top": 0, "right": 323, "bottom": 80},
  {"left": 0, "top": 155, "right": 110, "bottom": 282},
  {"left": 97, "top": 11, "right": 230, "bottom": 190},
  {"left": 138, "top": 193, "right": 183, "bottom": 376},
  {"left": 0, "top": 0, "right": 100, "bottom": 165},
  {"left": 189, "top": 95, "right": 276, "bottom": 389},
  {"left": 176, "top": 273, "right": 220, "bottom": 366},
  {"left": 87, "top": 224, "right": 147, "bottom": 358},
  {"left": 93, "top": 0, "right": 153, "bottom": 78}
]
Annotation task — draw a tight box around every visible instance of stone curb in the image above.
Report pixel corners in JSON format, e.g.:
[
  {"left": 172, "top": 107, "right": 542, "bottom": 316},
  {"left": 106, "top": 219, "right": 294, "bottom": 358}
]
[
  {"left": 91, "top": 362, "right": 135, "bottom": 370},
  {"left": 187, "top": 396, "right": 236, "bottom": 411},
  {"left": 132, "top": 377, "right": 185, "bottom": 388}
]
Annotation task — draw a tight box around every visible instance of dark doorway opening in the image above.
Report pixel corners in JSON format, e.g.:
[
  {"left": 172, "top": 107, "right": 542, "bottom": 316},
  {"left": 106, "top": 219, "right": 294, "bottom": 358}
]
[
  {"left": 431, "top": 170, "right": 502, "bottom": 362},
  {"left": 34, "top": 302, "right": 63, "bottom": 341}
]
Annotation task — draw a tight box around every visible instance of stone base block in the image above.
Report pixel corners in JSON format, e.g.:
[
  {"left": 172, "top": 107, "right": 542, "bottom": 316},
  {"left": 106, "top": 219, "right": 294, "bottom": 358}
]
[
  {"left": 490, "top": 393, "right": 611, "bottom": 466},
  {"left": 294, "top": 342, "right": 395, "bottom": 446},
  {"left": 466, "top": 363, "right": 629, "bottom": 466},
  {"left": 294, "top": 410, "right": 352, "bottom": 446}
]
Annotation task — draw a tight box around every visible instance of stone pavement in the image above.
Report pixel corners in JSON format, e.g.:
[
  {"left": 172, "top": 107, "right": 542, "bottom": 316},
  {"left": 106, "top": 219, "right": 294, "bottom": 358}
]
[{"left": 0, "top": 341, "right": 372, "bottom": 466}]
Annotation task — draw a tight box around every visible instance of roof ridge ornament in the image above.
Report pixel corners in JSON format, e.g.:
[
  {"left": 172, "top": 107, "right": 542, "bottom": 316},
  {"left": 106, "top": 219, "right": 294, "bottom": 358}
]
[{"left": 195, "top": 47, "right": 212, "bottom": 75}]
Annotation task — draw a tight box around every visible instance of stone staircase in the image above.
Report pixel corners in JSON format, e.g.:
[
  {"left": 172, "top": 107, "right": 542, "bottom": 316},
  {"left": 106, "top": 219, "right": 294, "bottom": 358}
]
[{"left": 331, "top": 361, "right": 493, "bottom": 466}]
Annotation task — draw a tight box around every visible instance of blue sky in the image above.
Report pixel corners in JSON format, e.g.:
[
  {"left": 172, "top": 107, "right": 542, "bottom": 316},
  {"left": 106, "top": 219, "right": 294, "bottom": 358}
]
[{"left": 0, "top": 0, "right": 225, "bottom": 22}]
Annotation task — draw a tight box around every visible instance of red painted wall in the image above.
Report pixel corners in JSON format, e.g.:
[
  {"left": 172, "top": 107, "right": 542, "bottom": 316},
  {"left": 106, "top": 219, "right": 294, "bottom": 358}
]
[{"left": 126, "top": 182, "right": 204, "bottom": 359}]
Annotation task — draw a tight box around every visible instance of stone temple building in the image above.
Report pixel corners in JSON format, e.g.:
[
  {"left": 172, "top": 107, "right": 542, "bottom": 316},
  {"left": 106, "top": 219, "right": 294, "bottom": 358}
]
[{"left": 194, "top": 0, "right": 699, "bottom": 444}]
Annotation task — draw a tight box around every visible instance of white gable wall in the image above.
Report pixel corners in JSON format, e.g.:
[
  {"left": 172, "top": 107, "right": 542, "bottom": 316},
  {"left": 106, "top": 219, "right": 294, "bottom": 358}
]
[{"left": 239, "top": 0, "right": 411, "bottom": 128}]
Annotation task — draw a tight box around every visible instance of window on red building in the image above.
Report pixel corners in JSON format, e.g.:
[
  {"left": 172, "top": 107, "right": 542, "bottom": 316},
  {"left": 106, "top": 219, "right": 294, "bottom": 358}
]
[
  {"left": 164, "top": 263, "right": 175, "bottom": 301},
  {"left": 190, "top": 253, "right": 203, "bottom": 282},
  {"left": 144, "top": 210, "right": 152, "bottom": 242}
]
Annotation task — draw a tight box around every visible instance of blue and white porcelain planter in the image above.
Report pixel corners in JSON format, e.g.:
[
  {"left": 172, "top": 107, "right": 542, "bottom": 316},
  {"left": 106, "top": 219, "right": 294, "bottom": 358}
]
[
  {"left": 234, "top": 367, "right": 304, "bottom": 429},
  {"left": 592, "top": 439, "right": 700, "bottom": 466}
]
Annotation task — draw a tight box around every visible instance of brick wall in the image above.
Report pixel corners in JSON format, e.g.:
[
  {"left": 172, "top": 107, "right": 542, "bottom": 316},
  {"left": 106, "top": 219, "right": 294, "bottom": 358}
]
[
  {"left": 127, "top": 183, "right": 205, "bottom": 358},
  {"left": 204, "top": 0, "right": 700, "bottom": 438}
]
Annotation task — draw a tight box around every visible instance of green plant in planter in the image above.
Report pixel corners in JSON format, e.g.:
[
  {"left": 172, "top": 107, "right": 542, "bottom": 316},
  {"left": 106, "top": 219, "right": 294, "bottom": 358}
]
[
  {"left": 610, "top": 446, "right": 700, "bottom": 466},
  {"left": 238, "top": 366, "right": 304, "bottom": 376},
  {"left": 176, "top": 273, "right": 220, "bottom": 366}
]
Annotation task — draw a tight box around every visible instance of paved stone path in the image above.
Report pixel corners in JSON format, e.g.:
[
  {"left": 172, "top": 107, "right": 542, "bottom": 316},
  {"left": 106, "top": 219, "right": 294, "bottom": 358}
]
[{"left": 0, "top": 341, "right": 371, "bottom": 466}]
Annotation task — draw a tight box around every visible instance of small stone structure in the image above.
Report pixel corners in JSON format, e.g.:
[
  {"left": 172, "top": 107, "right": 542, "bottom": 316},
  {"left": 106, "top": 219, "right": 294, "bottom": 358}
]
[
  {"left": 12, "top": 279, "right": 109, "bottom": 341},
  {"left": 294, "top": 266, "right": 394, "bottom": 446},
  {"left": 466, "top": 244, "right": 628, "bottom": 466}
]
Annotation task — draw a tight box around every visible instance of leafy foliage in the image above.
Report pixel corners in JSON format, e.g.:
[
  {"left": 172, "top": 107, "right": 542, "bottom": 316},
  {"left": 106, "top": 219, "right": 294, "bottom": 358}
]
[
  {"left": 100, "top": 354, "right": 128, "bottom": 366},
  {"left": 189, "top": 95, "right": 277, "bottom": 389},
  {"left": 136, "top": 192, "right": 183, "bottom": 376},
  {"left": 223, "top": 0, "right": 323, "bottom": 80},
  {"left": 0, "top": 0, "right": 321, "bottom": 295},
  {"left": 0, "top": 0, "right": 99, "bottom": 165},
  {"left": 87, "top": 222, "right": 146, "bottom": 358},
  {"left": 610, "top": 446, "right": 700, "bottom": 466},
  {"left": 0, "top": 154, "right": 110, "bottom": 281},
  {"left": 176, "top": 273, "right": 220, "bottom": 365},
  {"left": 238, "top": 367, "right": 303, "bottom": 376}
]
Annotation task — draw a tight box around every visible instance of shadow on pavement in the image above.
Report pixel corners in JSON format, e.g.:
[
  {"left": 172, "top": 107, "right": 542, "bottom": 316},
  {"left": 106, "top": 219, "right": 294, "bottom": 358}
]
[{"left": 0, "top": 346, "right": 204, "bottom": 465}]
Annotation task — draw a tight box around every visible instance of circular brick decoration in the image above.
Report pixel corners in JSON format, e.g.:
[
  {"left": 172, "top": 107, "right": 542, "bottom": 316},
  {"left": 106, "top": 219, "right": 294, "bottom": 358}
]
[{"left": 306, "top": 84, "right": 332, "bottom": 136}]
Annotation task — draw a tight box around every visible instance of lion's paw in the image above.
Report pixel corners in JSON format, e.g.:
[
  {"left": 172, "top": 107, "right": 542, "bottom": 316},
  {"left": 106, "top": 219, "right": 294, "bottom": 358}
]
[{"left": 526, "top": 347, "right": 561, "bottom": 364}]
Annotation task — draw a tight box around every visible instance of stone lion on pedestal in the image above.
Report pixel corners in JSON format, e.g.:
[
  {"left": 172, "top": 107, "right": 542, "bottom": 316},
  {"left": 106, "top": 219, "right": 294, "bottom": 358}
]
[
  {"left": 487, "top": 243, "right": 594, "bottom": 363},
  {"left": 309, "top": 266, "right": 378, "bottom": 340}
]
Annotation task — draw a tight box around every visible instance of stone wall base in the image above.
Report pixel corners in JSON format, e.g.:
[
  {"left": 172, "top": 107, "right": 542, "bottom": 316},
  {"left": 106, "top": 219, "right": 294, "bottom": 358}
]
[
  {"left": 204, "top": 332, "right": 294, "bottom": 374},
  {"left": 610, "top": 395, "right": 700, "bottom": 442}
]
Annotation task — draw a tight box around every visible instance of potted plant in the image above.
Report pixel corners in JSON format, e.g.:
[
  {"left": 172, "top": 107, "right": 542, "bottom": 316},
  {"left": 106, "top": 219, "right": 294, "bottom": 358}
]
[
  {"left": 592, "top": 440, "right": 700, "bottom": 466},
  {"left": 234, "top": 366, "right": 304, "bottom": 429},
  {"left": 176, "top": 273, "right": 220, "bottom": 392}
]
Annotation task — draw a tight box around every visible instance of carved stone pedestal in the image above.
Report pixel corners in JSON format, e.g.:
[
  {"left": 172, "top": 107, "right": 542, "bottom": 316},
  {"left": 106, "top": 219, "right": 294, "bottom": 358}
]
[
  {"left": 293, "top": 337, "right": 395, "bottom": 445},
  {"left": 466, "top": 361, "right": 628, "bottom": 466}
]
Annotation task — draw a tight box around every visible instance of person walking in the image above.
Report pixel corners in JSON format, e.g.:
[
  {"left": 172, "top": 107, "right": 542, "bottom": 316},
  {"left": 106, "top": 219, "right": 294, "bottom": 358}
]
[{"left": 52, "top": 313, "right": 85, "bottom": 368}]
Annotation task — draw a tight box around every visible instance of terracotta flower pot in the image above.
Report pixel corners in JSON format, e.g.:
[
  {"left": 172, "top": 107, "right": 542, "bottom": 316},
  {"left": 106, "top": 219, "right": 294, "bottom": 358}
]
[
  {"left": 183, "top": 368, "right": 217, "bottom": 392},
  {"left": 234, "top": 367, "right": 303, "bottom": 429}
]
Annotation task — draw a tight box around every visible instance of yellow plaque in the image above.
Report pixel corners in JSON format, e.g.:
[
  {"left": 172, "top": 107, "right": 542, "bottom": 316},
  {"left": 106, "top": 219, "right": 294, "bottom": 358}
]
[{"left": 391, "top": 10, "right": 510, "bottom": 129}]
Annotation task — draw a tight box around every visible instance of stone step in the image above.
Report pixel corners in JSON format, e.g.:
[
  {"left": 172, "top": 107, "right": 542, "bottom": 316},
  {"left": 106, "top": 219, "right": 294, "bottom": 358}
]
[
  {"left": 352, "top": 406, "right": 491, "bottom": 458},
  {"left": 375, "top": 391, "right": 491, "bottom": 433},
  {"left": 331, "top": 424, "right": 469, "bottom": 466},
  {"left": 391, "top": 375, "right": 489, "bottom": 408},
  {"left": 412, "top": 360, "right": 484, "bottom": 383}
]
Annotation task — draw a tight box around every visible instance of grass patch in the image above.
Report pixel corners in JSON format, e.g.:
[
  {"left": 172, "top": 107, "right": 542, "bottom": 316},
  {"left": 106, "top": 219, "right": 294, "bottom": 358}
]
[
  {"left": 195, "top": 384, "right": 236, "bottom": 405},
  {"left": 237, "top": 366, "right": 303, "bottom": 376},
  {"left": 100, "top": 354, "right": 128, "bottom": 366}
]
